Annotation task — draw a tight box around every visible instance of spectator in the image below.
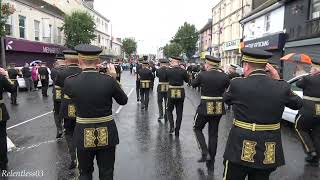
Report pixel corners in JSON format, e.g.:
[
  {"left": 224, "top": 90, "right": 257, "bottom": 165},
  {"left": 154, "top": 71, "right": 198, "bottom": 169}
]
[
  {"left": 31, "top": 64, "right": 39, "bottom": 90},
  {"left": 21, "top": 63, "right": 34, "bottom": 92}
]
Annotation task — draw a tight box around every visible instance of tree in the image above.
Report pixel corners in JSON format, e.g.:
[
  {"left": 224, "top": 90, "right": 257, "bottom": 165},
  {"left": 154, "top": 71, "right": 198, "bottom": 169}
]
[
  {"left": 122, "top": 38, "right": 137, "bottom": 58},
  {"left": 0, "top": 3, "right": 15, "bottom": 37},
  {"left": 62, "top": 11, "right": 96, "bottom": 48},
  {"left": 163, "top": 42, "right": 182, "bottom": 58},
  {"left": 171, "top": 22, "right": 198, "bottom": 59}
]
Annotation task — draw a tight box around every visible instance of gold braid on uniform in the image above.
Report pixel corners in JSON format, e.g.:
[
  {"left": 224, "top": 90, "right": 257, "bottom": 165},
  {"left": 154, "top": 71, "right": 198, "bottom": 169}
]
[
  {"left": 79, "top": 54, "right": 98, "bottom": 61},
  {"left": 64, "top": 54, "right": 78, "bottom": 60},
  {"left": 205, "top": 60, "right": 219, "bottom": 66},
  {"left": 242, "top": 55, "right": 268, "bottom": 64}
]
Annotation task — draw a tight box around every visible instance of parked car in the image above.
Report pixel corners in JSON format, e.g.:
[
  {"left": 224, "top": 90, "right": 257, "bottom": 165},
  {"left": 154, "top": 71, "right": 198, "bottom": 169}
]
[
  {"left": 16, "top": 67, "right": 53, "bottom": 89},
  {"left": 281, "top": 73, "right": 309, "bottom": 123}
]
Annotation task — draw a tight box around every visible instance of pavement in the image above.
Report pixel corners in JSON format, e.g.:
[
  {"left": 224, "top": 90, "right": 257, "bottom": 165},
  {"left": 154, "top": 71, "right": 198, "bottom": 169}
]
[{"left": 3, "top": 71, "right": 319, "bottom": 180}]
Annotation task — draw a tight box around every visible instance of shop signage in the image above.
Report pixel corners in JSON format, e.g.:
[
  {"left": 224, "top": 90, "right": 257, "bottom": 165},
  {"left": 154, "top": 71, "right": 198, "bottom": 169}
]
[
  {"left": 244, "top": 33, "right": 285, "bottom": 50},
  {"left": 223, "top": 39, "right": 240, "bottom": 51},
  {"left": 5, "top": 37, "right": 66, "bottom": 54}
]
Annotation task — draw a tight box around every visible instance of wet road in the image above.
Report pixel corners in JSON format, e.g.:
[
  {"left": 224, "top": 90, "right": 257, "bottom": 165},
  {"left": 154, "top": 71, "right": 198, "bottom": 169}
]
[{"left": 5, "top": 71, "right": 320, "bottom": 180}]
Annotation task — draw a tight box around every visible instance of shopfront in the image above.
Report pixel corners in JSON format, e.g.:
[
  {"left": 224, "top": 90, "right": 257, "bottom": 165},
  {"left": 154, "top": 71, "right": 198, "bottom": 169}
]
[
  {"left": 244, "top": 33, "right": 286, "bottom": 75},
  {"left": 222, "top": 39, "right": 241, "bottom": 69},
  {"left": 4, "top": 37, "right": 66, "bottom": 67}
]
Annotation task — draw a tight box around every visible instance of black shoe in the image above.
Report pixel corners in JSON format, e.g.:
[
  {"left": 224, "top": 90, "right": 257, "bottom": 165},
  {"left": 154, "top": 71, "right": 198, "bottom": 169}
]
[
  {"left": 175, "top": 130, "right": 179, "bottom": 137},
  {"left": 141, "top": 106, "right": 145, "bottom": 110},
  {"left": 137, "top": 98, "right": 140, "bottom": 102},
  {"left": 68, "top": 161, "right": 77, "bottom": 170},
  {"left": 305, "top": 152, "right": 317, "bottom": 163},
  {"left": 198, "top": 154, "right": 211, "bottom": 163},
  {"left": 56, "top": 133, "right": 62, "bottom": 139},
  {"left": 158, "top": 116, "right": 163, "bottom": 121},
  {"left": 169, "top": 128, "right": 174, "bottom": 135}
]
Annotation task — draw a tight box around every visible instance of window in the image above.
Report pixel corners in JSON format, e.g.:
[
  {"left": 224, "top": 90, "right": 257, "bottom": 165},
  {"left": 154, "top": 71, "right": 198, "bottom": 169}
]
[
  {"left": 265, "top": 14, "right": 271, "bottom": 32},
  {"left": 105, "top": 23, "right": 108, "bottom": 33},
  {"left": 19, "top": 15, "right": 26, "bottom": 38},
  {"left": 49, "top": 24, "right": 52, "bottom": 42},
  {"left": 34, "top": 20, "right": 40, "bottom": 41},
  {"left": 5, "top": 16, "right": 13, "bottom": 36},
  {"left": 57, "top": 27, "right": 62, "bottom": 44},
  {"left": 98, "top": 34, "right": 101, "bottom": 44},
  {"left": 250, "top": 20, "right": 255, "bottom": 37},
  {"left": 311, "top": 0, "right": 320, "bottom": 19}
]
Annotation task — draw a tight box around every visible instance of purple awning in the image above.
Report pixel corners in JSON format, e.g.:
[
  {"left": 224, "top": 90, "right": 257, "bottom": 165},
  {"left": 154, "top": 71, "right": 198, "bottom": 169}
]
[{"left": 5, "top": 37, "right": 66, "bottom": 54}]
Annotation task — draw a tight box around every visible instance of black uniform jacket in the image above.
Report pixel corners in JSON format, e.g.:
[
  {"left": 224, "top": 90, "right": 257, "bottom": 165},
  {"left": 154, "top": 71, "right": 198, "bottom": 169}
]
[
  {"left": 166, "top": 66, "right": 189, "bottom": 99},
  {"left": 0, "top": 75, "right": 15, "bottom": 121},
  {"left": 8, "top": 68, "right": 21, "bottom": 86},
  {"left": 38, "top": 67, "right": 49, "bottom": 80},
  {"left": 223, "top": 70, "right": 302, "bottom": 169},
  {"left": 63, "top": 69, "right": 128, "bottom": 150},
  {"left": 192, "top": 68, "right": 230, "bottom": 116},
  {"left": 52, "top": 66, "right": 66, "bottom": 102},
  {"left": 296, "top": 73, "right": 320, "bottom": 119},
  {"left": 56, "top": 65, "right": 82, "bottom": 120},
  {"left": 138, "top": 67, "right": 154, "bottom": 89},
  {"left": 156, "top": 67, "right": 168, "bottom": 93}
]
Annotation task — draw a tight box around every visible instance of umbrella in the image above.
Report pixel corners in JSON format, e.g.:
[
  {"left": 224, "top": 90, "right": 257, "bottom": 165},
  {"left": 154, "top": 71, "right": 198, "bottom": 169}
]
[
  {"left": 280, "top": 53, "right": 312, "bottom": 64},
  {"left": 30, "top": 60, "right": 42, "bottom": 66}
]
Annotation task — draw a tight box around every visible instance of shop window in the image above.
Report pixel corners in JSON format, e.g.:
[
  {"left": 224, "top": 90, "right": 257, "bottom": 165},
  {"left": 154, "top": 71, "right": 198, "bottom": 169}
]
[
  {"left": 19, "top": 15, "right": 26, "bottom": 38},
  {"left": 311, "top": 0, "right": 320, "bottom": 19},
  {"left": 265, "top": 13, "right": 271, "bottom": 32},
  {"left": 5, "top": 15, "right": 13, "bottom": 36},
  {"left": 34, "top": 20, "right": 40, "bottom": 41}
]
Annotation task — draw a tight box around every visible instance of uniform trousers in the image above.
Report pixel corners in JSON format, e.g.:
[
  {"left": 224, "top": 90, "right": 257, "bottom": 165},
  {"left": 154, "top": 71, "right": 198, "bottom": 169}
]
[
  {"left": 167, "top": 98, "right": 184, "bottom": 132},
  {"left": 10, "top": 82, "right": 18, "bottom": 104},
  {"left": 0, "top": 121, "right": 8, "bottom": 170},
  {"left": 193, "top": 114, "right": 221, "bottom": 169},
  {"left": 140, "top": 88, "right": 150, "bottom": 109},
  {"left": 136, "top": 80, "right": 140, "bottom": 100},
  {"left": 77, "top": 146, "right": 116, "bottom": 180},
  {"left": 53, "top": 101, "right": 63, "bottom": 135},
  {"left": 157, "top": 92, "right": 168, "bottom": 118},
  {"left": 64, "top": 118, "right": 76, "bottom": 162},
  {"left": 41, "top": 79, "right": 49, "bottom": 96},
  {"left": 295, "top": 113, "right": 320, "bottom": 156},
  {"left": 223, "top": 160, "right": 276, "bottom": 180}
]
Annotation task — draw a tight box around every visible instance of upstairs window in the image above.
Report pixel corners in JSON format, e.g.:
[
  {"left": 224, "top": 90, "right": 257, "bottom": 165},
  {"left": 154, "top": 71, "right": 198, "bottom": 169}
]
[
  {"left": 19, "top": 15, "right": 26, "bottom": 38},
  {"left": 311, "top": 0, "right": 320, "bottom": 19}
]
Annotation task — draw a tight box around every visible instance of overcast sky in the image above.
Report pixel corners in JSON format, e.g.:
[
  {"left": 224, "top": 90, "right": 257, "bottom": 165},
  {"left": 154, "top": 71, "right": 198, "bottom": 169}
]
[{"left": 94, "top": 0, "right": 217, "bottom": 54}]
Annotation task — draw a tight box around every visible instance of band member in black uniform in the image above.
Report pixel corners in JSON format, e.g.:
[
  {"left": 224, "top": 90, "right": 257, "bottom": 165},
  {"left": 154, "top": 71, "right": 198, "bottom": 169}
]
[
  {"left": 0, "top": 68, "right": 15, "bottom": 171},
  {"left": 114, "top": 59, "right": 122, "bottom": 82},
  {"left": 156, "top": 59, "right": 169, "bottom": 121},
  {"left": 222, "top": 47, "right": 303, "bottom": 180},
  {"left": 191, "top": 55, "right": 230, "bottom": 171},
  {"left": 56, "top": 50, "right": 82, "bottom": 169},
  {"left": 51, "top": 54, "right": 66, "bottom": 138},
  {"left": 38, "top": 62, "right": 50, "bottom": 97},
  {"left": 63, "top": 44, "right": 128, "bottom": 180},
  {"left": 227, "top": 64, "right": 240, "bottom": 79},
  {"left": 138, "top": 61, "right": 154, "bottom": 110},
  {"left": 295, "top": 59, "right": 320, "bottom": 166},
  {"left": 150, "top": 63, "right": 156, "bottom": 91},
  {"left": 136, "top": 58, "right": 143, "bottom": 102},
  {"left": 166, "top": 57, "right": 189, "bottom": 137},
  {"left": 7, "top": 63, "right": 22, "bottom": 105}
]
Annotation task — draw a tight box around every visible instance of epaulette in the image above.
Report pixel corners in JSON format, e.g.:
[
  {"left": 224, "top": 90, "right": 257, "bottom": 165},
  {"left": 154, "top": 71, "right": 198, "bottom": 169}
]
[{"left": 66, "top": 73, "right": 80, "bottom": 79}]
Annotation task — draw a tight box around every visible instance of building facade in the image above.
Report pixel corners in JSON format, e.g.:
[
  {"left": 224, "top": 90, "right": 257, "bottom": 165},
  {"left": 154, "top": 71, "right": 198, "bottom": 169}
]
[
  {"left": 241, "top": 0, "right": 286, "bottom": 76},
  {"left": 3, "top": 0, "right": 66, "bottom": 67},
  {"left": 211, "top": 0, "right": 252, "bottom": 70},
  {"left": 198, "top": 19, "right": 212, "bottom": 59},
  {"left": 283, "top": 0, "right": 320, "bottom": 80}
]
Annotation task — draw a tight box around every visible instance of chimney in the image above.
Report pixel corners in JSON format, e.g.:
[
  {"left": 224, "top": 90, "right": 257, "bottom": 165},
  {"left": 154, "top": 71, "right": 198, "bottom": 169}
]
[{"left": 83, "top": 0, "right": 94, "bottom": 9}]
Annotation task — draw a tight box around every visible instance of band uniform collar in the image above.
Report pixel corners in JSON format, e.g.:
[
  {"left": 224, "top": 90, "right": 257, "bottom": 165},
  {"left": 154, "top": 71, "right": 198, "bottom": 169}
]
[
  {"left": 248, "top": 69, "right": 267, "bottom": 77},
  {"left": 83, "top": 68, "right": 97, "bottom": 73}
]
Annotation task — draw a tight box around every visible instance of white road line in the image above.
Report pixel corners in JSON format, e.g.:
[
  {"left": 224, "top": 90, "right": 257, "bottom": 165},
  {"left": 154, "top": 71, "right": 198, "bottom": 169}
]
[
  {"left": 116, "top": 88, "right": 134, "bottom": 114},
  {"left": 7, "top": 111, "right": 53, "bottom": 130}
]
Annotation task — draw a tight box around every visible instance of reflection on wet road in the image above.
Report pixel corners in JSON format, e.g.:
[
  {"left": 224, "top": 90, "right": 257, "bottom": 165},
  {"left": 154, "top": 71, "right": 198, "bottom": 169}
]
[{"left": 5, "top": 72, "right": 320, "bottom": 180}]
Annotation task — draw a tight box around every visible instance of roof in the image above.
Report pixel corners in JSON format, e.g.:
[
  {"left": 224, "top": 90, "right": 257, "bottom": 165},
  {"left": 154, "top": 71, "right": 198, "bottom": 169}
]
[
  {"left": 198, "top": 19, "right": 213, "bottom": 34},
  {"left": 240, "top": 0, "right": 282, "bottom": 23}
]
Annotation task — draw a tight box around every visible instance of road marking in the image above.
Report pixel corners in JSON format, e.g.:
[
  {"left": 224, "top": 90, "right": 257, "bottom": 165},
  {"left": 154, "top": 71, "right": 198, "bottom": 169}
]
[
  {"left": 11, "top": 139, "right": 58, "bottom": 153},
  {"left": 7, "top": 111, "right": 53, "bottom": 130},
  {"left": 7, "top": 137, "right": 15, "bottom": 152},
  {"left": 116, "top": 87, "right": 134, "bottom": 114}
]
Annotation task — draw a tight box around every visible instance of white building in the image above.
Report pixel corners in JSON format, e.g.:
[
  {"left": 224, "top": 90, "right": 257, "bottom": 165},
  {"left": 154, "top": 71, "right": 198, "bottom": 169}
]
[
  {"left": 212, "top": 0, "right": 252, "bottom": 70},
  {"left": 156, "top": 47, "right": 164, "bottom": 60},
  {"left": 240, "top": 1, "right": 286, "bottom": 68},
  {"left": 3, "top": 0, "right": 66, "bottom": 66}
]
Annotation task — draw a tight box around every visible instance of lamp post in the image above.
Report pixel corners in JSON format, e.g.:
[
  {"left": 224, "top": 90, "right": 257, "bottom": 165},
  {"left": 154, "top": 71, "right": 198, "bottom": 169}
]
[{"left": 0, "top": 0, "right": 7, "bottom": 68}]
